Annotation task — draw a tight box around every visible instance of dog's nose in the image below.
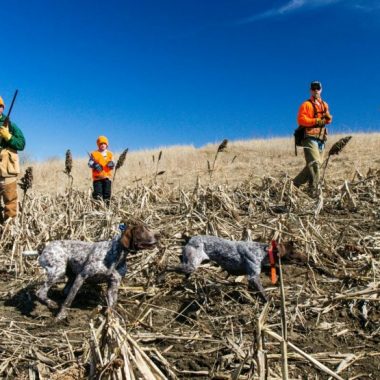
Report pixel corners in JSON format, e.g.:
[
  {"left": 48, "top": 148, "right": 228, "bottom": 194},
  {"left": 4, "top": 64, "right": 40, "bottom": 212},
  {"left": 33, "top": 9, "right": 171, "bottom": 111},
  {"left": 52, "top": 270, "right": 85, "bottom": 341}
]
[{"left": 153, "top": 232, "right": 160, "bottom": 241}]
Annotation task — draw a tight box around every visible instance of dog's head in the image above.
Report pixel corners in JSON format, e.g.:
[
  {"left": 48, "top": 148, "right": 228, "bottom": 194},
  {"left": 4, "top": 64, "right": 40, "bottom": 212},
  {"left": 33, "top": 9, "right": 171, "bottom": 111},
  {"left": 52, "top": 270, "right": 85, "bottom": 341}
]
[
  {"left": 119, "top": 223, "right": 159, "bottom": 251},
  {"left": 277, "top": 241, "right": 306, "bottom": 263}
]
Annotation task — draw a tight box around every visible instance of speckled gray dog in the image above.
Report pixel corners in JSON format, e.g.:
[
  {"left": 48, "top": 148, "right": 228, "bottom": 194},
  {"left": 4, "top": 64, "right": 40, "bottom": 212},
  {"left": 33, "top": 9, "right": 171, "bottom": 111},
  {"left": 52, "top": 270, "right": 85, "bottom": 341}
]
[
  {"left": 180, "top": 236, "right": 297, "bottom": 301},
  {"left": 36, "top": 224, "right": 159, "bottom": 320}
]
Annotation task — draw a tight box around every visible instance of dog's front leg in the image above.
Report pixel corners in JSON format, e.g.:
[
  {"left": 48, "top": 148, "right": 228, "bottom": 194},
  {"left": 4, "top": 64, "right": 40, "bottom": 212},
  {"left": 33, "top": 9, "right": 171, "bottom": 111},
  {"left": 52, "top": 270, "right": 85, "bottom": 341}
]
[
  {"left": 106, "top": 275, "right": 121, "bottom": 309},
  {"left": 62, "top": 275, "right": 76, "bottom": 296},
  {"left": 56, "top": 274, "right": 87, "bottom": 320},
  {"left": 36, "top": 280, "right": 59, "bottom": 310},
  {"left": 248, "top": 276, "right": 268, "bottom": 302}
]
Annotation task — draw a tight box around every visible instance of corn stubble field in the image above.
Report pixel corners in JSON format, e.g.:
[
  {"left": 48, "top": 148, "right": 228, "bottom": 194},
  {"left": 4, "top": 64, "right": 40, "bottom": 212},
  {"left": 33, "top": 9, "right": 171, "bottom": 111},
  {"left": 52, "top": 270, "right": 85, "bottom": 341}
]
[{"left": 0, "top": 133, "right": 379, "bottom": 379}]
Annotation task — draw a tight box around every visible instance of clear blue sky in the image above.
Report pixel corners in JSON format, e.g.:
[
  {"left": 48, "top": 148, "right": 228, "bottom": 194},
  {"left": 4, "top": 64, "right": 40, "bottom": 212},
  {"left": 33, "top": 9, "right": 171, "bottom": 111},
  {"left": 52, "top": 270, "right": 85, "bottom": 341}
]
[{"left": 2, "top": 0, "right": 380, "bottom": 160}]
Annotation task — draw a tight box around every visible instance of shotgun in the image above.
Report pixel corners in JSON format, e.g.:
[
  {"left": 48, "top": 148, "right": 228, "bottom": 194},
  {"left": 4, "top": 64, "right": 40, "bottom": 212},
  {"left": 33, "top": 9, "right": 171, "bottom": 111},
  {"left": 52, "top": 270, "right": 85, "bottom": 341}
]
[{"left": 1, "top": 90, "right": 18, "bottom": 128}]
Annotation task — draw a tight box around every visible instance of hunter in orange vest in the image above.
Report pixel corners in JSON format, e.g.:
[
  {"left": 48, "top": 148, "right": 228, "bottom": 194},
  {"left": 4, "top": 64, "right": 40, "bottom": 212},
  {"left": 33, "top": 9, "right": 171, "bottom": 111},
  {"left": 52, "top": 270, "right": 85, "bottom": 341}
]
[
  {"left": 88, "top": 136, "right": 115, "bottom": 205},
  {"left": 293, "top": 81, "right": 333, "bottom": 197}
]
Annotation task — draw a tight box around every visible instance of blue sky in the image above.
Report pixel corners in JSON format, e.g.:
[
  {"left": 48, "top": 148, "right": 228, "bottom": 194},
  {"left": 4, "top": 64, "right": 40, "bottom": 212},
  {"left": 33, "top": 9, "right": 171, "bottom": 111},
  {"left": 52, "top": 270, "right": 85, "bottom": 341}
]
[{"left": 2, "top": 0, "right": 380, "bottom": 160}]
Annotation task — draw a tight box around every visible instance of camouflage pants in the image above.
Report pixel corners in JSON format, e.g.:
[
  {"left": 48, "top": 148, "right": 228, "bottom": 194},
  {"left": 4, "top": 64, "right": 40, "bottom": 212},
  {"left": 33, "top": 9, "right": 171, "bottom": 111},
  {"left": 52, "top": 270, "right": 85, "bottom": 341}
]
[
  {"left": 293, "top": 137, "right": 325, "bottom": 190},
  {"left": 0, "top": 178, "right": 18, "bottom": 221}
]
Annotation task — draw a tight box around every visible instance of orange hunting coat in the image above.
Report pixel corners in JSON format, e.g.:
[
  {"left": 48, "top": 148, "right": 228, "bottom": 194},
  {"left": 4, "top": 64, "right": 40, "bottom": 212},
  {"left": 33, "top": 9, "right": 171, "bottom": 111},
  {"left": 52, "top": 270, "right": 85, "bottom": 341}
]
[{"left": 297, "top": 98, "right": 332, "bottom": 140}]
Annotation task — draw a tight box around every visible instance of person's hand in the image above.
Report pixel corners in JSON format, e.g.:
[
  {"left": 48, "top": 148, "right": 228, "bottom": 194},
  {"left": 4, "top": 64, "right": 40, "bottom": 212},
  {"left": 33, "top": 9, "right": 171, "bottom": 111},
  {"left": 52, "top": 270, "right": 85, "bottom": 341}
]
[
  {"left": 94, "top": 163, "right": 103, "bottom": 172},
  {"left": 315, "top": 118, "right": 325, "bottom": 127},
  {"left": 0, "top": 127, "right": 12, "bottom": 141},
  {"left": 323, "top": 112, "right": 332, "bottom": 122},
  {"left": 107, "top": 161, "right": 115, "bottom": 169}
]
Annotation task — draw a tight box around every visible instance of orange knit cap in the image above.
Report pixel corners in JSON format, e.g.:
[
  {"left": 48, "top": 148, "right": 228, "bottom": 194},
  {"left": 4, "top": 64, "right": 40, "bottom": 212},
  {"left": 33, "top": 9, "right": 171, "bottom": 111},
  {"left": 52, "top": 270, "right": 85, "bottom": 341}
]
[
  {"left": 97, "top": 135, "right": 109, "bottom": 147},
  {"left": 0, "top": 97, "right": 4, "bottom": 107}
]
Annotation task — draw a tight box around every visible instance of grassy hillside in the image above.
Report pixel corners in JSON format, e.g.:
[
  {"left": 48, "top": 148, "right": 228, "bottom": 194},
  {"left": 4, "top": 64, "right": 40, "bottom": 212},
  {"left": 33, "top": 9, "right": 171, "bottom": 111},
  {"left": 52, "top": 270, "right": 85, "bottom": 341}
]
[{"left": 28, "top": 132, "right": 380, "bottom": 194}]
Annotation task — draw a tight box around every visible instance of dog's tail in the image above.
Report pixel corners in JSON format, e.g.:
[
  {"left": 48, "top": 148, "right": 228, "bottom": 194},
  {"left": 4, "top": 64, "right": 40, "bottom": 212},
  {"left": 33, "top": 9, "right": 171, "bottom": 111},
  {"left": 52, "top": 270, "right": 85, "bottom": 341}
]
[
  {"left": 22, "top": 243, "right": 46, "bottom": 258},
  {"left": 22, "top": 250, "right": 39, "bottom": 258}
]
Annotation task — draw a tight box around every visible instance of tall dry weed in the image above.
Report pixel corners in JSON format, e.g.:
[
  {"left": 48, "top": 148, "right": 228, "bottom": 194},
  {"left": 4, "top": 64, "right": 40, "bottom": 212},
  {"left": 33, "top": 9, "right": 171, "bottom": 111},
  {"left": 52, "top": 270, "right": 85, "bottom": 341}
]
[
  {"left": 208, "top": 139, "right": 228, "bottom": 180},
  {"left": 64, "top": 149, "right": 74, "bottom": 233},
  {"left": 321, "top": 135, "right": 352, "bottom": 182},
  {"left": 153, "top": 150, "right": 165, "bottom": 183},
  {"left": 18, "top": 166, "right": 33, "bottom": 227}
]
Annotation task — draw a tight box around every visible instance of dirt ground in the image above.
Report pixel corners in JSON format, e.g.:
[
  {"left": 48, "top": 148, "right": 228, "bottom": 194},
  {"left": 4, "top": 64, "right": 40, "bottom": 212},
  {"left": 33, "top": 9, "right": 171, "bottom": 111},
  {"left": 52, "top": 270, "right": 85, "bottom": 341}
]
[{"left": 1, "top": 254, "right": 379, "bottom": 379}]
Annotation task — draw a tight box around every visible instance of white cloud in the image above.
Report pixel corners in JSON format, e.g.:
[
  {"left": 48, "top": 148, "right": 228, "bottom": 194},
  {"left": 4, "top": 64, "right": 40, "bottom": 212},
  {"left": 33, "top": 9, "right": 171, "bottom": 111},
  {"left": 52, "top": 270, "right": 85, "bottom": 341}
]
[
  {"left": 237, "top": 0, "right": 378, "bottom": 24},
  {"left": 352, "top": 2, "right": 380, "bottom": 12},
  {"left": 279, "top": 0, "right": 306, "bottom": 14}
]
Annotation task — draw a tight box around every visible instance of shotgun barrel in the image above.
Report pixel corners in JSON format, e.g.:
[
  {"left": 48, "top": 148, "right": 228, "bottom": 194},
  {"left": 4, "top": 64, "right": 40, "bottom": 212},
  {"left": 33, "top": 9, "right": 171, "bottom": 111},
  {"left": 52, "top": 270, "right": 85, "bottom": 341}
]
[{"left": 1, "top": 89, "right": 18, "bottom": 128}]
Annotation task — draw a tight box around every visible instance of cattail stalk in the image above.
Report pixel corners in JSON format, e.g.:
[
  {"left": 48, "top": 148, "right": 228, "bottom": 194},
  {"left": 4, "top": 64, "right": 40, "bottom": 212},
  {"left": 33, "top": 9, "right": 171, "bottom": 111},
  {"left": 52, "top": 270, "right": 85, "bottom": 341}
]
[
  {"left": 321, "top": 136, "right": 352, "bottom": 183},
  {"left": 64, "top": 149, "right": 73, "bottom": 177},
  {"left": 153, "top": 150, "right": 165, "bottom": 183},
  {"left": 208, "top": 139, "right": 228, "bottom": 180},
  {"left": 63, "top": 150, "right": 73, "bottom": 233},
  {"left": 113, "top": 148, "right": 128, "bottom": 187},
  {"left": 18, "top": 166, "right": 33, "bottom": 227}
]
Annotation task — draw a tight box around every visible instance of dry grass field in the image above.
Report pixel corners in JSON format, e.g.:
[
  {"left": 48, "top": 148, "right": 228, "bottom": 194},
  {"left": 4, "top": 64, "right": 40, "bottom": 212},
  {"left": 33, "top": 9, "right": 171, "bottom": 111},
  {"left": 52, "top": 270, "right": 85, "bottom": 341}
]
[
  {"left": 31, "top": 133, "right": 380, "bottom": 193},
  {"left": 0, "top": 132, "right": 379, "bottom": 379}
]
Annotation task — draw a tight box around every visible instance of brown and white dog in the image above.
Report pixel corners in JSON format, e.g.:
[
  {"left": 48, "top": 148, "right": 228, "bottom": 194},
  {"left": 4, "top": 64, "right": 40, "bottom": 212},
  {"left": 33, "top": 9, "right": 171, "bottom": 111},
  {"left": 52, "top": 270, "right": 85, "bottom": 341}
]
[{"left": 36, "top": 223, "right": 159, "bottom": 320}]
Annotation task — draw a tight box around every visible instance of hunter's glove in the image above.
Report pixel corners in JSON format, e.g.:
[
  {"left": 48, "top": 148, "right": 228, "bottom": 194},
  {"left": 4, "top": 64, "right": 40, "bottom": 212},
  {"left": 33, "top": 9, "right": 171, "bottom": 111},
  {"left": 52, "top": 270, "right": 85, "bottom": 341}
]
[
  {"left": 315, "top": 118, "right": 325, "bottom": 127},
  {"left": 94, "top": 163, "right": 103, "bottom": 172},
  {"left": 0, "top": 127, "right": 12, "bottom": 141},
  {"left": 323, "top": 112, "right": 332, "bottom": 122},
  {"left": 106, "top": 161, "right": 115, "bottom": 169}
]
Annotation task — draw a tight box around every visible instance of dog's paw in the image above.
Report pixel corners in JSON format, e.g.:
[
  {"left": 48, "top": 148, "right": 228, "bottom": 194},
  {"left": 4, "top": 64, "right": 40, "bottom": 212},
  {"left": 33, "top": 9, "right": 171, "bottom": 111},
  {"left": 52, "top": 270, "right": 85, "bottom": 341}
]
[{"left": 55, "top": 309, "right": 68, "bottom": 321}]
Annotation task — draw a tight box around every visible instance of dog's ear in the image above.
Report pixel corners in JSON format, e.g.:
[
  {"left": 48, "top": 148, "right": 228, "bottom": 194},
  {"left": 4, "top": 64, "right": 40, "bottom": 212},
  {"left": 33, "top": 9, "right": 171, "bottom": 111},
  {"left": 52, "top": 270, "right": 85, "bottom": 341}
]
[{"left": 120, "top": 226, "right": 133, "bottom": 249}]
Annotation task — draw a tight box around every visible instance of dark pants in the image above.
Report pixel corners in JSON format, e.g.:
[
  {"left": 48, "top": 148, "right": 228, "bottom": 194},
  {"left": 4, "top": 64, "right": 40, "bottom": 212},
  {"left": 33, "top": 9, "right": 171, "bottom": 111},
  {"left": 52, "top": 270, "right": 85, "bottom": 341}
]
[{"left": 92, "top": 178, "right": 112, "bottom": 205}]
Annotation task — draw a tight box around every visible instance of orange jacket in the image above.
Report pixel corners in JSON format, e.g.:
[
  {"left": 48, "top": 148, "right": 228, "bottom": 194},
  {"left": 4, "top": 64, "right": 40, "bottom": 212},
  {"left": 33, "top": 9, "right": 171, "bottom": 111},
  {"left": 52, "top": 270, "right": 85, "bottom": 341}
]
[
  {"left": 297, "top": 98, "right": 332, "bottom": 139},
  {"left": 90, "top": 150, "right": 114, "bottom": 181}
]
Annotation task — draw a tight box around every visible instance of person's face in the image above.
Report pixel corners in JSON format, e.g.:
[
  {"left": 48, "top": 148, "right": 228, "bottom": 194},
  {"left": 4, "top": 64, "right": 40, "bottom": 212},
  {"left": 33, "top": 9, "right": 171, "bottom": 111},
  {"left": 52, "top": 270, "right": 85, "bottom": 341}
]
[
  {"left": 0, "top": 106, "right": 4, "bottom": 116},
  {"left": 99, "top": 143, "right": 107, "bottom": 151},
  {"left": 310, "top": 87, "right": 322, "bottom": 99}
]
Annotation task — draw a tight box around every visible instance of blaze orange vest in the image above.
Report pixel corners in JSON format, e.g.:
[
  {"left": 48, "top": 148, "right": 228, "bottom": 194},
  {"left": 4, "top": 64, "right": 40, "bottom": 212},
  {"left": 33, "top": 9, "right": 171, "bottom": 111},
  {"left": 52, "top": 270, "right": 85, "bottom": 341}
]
[
  {"left": 297, "top": 98, "right": 332, "bottom": 140},
  {"left": 91, "top": 150, "right": 113, "bottom": 181}
]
